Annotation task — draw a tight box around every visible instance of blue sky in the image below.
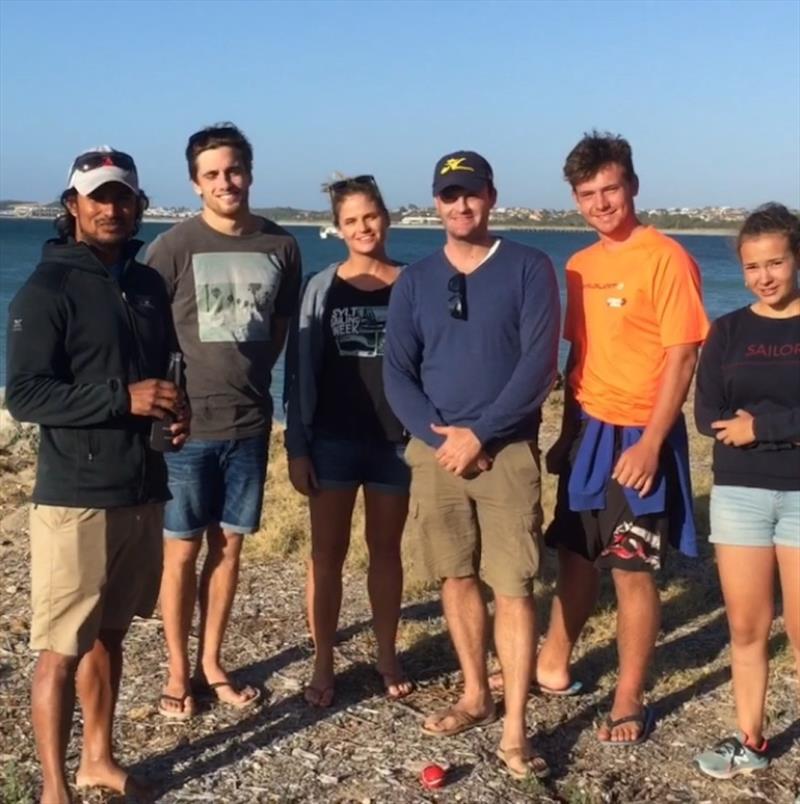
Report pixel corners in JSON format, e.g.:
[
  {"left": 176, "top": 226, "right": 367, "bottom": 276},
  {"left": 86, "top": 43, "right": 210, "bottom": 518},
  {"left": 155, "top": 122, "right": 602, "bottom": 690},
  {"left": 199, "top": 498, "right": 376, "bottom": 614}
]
[{"left": 0, "top": 0, "right": 798, "bottom": 210}]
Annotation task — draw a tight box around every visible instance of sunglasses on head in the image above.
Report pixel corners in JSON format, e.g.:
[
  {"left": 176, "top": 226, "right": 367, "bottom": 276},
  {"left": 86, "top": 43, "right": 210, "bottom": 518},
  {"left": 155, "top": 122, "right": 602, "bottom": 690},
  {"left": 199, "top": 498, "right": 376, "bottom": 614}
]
[
  {"left": 328, "top": 174, "right": 377, "bottom": 195},
  {"left": 448, "top": 273, "right": 467, "bottom": 320},
  {"left": 71, "top": 151, "right": 136, "bottom": 174}
]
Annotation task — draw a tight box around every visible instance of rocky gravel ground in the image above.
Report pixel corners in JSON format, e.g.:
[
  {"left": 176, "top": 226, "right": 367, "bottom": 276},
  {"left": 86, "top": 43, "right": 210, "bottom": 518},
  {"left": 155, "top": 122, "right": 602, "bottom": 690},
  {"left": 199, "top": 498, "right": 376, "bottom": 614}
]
[{"left": 1, "top": 407, "right": 798, "bottom": 803}]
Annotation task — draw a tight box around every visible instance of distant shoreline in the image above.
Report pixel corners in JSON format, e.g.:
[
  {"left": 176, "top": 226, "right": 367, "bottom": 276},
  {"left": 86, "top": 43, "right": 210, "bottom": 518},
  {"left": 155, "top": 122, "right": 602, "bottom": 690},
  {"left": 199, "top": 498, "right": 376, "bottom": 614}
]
[{"left": 0, "top": 214, "right": 737, "bottom": 237}]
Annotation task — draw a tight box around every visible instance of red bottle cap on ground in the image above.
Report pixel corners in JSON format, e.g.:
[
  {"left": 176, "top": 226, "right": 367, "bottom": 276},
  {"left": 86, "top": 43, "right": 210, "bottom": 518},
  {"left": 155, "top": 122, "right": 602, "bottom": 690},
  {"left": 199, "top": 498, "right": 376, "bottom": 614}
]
[{"left": 420, "top": 763, "right": 446, "bottom": 789}]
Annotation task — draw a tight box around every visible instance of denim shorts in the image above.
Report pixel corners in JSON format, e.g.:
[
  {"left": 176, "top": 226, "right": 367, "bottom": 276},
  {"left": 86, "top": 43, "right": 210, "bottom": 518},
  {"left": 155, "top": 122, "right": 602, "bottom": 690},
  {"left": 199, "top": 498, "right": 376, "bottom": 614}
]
[
  {"left": 710, "top": 485, "right": 800, "bottom": 548},
  {"left": 310, "top": 436, "right": 410, "bottom": 495},
  {"left": 163, "top": 433, "right": 269, "bottom": 538}
]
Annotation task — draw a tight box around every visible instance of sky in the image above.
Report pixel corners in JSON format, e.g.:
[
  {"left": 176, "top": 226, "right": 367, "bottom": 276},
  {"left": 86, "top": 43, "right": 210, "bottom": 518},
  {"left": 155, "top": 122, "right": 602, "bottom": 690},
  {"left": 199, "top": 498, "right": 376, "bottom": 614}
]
[{"left": 0, "top": 0, "right": 798, "bottom": 211}]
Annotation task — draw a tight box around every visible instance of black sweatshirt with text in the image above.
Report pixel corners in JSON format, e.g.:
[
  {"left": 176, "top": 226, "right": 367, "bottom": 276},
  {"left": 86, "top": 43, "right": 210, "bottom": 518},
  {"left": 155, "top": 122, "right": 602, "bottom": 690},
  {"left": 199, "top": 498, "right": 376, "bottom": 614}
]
[{"left": 695, "top": 306, "right": 800, "bottom": 491}]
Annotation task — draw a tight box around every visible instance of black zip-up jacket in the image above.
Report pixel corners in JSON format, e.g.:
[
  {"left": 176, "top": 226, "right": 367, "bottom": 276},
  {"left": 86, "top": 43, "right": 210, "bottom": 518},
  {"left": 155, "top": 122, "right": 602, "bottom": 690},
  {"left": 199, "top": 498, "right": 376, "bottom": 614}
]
[{"left": 5, "top": 238, "right": 174, "bottom": 507}]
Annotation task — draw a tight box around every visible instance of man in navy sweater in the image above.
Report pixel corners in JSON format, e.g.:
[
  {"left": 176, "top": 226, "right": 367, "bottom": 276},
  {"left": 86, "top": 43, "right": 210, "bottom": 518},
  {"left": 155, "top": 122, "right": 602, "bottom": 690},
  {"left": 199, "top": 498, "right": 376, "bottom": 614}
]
[{"left": 384, "top": 151, "right": 560, "bottom": 779}]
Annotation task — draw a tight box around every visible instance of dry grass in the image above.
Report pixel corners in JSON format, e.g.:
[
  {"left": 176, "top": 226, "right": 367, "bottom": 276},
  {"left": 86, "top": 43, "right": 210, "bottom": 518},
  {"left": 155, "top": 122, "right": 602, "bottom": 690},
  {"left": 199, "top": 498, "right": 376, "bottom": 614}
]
[
  {"left": 1, "top": 390, "right": 797, "bottom": 802},
  {"left": 245, "top": 424, "right": 559, "bottom": 579},
  {"left": 245, "top": 388, "right": 795, "bottom": 693}
]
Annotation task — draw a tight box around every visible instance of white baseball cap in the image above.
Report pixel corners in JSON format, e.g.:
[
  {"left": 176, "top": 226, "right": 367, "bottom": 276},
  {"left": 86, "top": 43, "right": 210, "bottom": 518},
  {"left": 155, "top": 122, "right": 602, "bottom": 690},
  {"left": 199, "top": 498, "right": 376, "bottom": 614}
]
[{"left": 67, "top": 145, "right": 139, "bottom": 195}]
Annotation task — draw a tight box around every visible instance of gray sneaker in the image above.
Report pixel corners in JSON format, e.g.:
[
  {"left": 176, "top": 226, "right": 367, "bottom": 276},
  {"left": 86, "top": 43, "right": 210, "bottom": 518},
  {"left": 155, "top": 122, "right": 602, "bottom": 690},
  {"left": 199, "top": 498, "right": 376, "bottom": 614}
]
[{"left": 695, "top": 735, "right": 769, "bottom": 779}]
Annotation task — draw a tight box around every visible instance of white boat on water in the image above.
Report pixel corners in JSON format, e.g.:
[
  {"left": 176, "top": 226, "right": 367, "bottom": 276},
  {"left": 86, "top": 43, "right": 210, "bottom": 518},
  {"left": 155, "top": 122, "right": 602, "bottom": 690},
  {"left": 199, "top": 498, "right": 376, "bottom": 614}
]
[{"left": 319, "top": 225, "right": 342, "bottom": 239}]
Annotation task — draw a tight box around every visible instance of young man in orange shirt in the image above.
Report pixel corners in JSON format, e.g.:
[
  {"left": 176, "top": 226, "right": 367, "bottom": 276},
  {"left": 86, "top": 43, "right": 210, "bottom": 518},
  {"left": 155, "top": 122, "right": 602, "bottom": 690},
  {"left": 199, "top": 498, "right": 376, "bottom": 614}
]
[{"left": 539, "top": 131, "right": 709, "bottom": 744}]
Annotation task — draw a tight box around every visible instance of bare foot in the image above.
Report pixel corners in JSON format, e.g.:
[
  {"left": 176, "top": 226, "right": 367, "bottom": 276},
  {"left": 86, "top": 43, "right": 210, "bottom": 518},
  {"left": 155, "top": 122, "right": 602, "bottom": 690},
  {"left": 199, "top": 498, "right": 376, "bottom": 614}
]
[
  {"left": 376, "top": 659, "right": 414, "bottom": 699},
  {"left": 76, "top": 759, "right": 153, "bottom": 801}
]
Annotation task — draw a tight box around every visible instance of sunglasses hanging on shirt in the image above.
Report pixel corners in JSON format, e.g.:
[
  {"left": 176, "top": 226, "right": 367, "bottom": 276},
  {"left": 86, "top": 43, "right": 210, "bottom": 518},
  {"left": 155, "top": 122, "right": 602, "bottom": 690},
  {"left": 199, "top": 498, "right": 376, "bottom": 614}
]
[{"left": 448, "top": 273, "right": 467, "bottom": 320}]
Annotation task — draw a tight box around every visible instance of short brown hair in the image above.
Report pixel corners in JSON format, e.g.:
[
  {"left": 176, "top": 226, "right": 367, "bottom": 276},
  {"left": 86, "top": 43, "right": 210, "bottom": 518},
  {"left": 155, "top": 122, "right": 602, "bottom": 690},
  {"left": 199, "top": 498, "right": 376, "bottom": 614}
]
[
  {"left": 185, "top": 123, "right": 253, "bottom": 181},
  {"left": 737, "top": 202, "right": 800, "bottom": 257},
  {"left": 563, "top": 130, "right": 637, "bottom": 188}
]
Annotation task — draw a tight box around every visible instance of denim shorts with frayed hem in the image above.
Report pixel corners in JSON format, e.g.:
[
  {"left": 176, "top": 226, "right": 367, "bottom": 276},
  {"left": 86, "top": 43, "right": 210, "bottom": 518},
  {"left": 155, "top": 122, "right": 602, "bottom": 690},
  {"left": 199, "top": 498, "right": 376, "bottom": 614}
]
[
  {"left": 163, "top": 433, "right": 269, "bottom": 539},
  {"left": 710, "top": 484, "right": 800, "bottom": 548}
]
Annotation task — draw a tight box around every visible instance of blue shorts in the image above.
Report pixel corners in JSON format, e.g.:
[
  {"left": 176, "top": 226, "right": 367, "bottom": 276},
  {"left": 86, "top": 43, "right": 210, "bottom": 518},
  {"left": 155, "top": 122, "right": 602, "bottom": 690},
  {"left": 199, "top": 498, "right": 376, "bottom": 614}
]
[
  {"left": 710, "top": 485, "right": 800, "bottom": 548},
  {"left": 163, "top": 433, "right": 269, "bottom": 539},
  {"left": 310, "top": 436, "right": 410, "bottom": 495}
]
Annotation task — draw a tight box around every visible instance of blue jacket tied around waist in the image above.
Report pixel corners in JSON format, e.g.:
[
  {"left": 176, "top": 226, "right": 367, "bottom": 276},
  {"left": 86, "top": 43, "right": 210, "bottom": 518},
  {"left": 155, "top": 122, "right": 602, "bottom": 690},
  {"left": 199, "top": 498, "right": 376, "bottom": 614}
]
[{"left": 567, "top": 413, "right": 698, "bottom": 557}]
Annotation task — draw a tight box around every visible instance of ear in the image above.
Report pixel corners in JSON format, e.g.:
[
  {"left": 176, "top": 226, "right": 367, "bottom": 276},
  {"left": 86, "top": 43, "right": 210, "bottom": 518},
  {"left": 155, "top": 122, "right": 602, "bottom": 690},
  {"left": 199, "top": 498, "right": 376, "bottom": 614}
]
[
  {"left": 191, "top": 181, "right": 203, "bottom": 197},
  {"left": 65, "top": 194, "right": 79, "bottom": 216},
  {"left": 489, "top": 186, "right": 498, "bottom": 208}
]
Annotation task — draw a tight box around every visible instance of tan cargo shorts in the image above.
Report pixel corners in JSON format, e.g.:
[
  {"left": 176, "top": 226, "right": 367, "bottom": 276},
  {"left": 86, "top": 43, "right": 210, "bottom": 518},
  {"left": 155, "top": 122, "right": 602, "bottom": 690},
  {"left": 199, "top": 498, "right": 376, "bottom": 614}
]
[
  {"left": 30, "top": 503, "right": 164, "bottom": 657},
  {"left": 404, "top": 438, "right": 543, "bottom": 597}
]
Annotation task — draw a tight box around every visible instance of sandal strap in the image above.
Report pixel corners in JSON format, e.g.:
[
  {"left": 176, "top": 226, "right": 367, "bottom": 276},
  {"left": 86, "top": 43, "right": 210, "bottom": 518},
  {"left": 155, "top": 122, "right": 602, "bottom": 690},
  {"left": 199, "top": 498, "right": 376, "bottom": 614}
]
[
  {"left": 159, "top": 692, "right": 190, "bottom": 704},
  {"left": 605, "top": 711, "right": 645, "bottom": 729},
  {"left": 497, "top": 745, "right": 550, "bottom": 778}
]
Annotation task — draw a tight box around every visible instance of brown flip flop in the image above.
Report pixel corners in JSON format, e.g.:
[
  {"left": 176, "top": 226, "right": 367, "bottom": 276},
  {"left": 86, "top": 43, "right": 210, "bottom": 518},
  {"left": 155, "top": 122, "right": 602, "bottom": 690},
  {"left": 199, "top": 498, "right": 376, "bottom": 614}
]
[
  {"left": 496, "top": 744, "right": 550, "bottom": 780},
  {"left": 421, "top": 704, "right": 497, "bottom": 737}
]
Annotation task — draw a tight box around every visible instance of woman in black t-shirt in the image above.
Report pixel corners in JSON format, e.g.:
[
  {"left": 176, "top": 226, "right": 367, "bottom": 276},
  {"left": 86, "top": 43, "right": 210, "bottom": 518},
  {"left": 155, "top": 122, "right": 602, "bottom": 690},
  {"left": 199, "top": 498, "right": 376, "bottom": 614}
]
[
  {"left": 694, "top": 204, "right": 800, "bottom": 779},
  {"left": 286, "top": 176, "right": 412, "bottom": 708}
]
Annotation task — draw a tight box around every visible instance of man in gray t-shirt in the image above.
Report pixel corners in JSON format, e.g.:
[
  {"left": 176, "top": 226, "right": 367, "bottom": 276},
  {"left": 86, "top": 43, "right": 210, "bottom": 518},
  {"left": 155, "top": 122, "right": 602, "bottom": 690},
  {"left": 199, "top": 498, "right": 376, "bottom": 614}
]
[{"left": 146, "top": 124, "right": 301, "bottom": 718}]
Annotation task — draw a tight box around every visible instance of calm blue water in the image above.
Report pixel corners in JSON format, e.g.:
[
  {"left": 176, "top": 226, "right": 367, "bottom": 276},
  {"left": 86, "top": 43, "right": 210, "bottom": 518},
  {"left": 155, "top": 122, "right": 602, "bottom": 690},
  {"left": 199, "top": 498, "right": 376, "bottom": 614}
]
[{"left": 0, "top": 218, "right": 747, "bottom": 411}]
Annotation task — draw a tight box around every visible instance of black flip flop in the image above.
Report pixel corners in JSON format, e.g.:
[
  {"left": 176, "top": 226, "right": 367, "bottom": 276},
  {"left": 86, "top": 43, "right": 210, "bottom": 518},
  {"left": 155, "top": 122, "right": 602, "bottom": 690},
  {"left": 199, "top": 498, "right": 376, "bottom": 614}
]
[
  {"left": 600, "top": 705, "right": 655, "bottom": 746},
  {"left": 191, "top": 677, "right": 262, "bottom": 711},
  {"left": 157, "top": 691, "right": 195, "bottom": 721}
]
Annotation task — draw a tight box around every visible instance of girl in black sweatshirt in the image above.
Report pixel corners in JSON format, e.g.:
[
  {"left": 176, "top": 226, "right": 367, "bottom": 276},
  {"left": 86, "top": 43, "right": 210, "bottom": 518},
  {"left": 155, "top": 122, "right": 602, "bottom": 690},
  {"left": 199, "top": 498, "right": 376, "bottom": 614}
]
[{"left": 694, "top": 203, "right": 800, "bottom": 779}]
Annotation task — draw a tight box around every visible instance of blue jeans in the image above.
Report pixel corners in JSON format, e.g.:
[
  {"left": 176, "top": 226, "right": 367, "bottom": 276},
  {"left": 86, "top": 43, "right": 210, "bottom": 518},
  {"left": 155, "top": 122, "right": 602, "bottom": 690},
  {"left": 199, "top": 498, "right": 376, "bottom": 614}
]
[
  {"left": 163, "top": 433, "right": 269, "bottom": 538},
  {"left": 310, "top": 436, "right": 410, "bottom": 495}
]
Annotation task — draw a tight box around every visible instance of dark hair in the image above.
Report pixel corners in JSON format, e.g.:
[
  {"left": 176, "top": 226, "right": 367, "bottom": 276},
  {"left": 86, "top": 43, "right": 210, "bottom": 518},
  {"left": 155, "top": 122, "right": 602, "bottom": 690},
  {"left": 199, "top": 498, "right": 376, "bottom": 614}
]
[
  {"left": 324, "top": 176, "right": 390, "bottom": 227},
  {"left": 563, "top": 130, "right": 638, "bottom": 188},
  {"left": 185, "top": 122, "right": 253, "bottom": 181},
  {"left": 54, "top": 187, "right": 150, "bottom": 239},
  {"left": 737, "top": 202, "right": 800, "bottom": 258}
]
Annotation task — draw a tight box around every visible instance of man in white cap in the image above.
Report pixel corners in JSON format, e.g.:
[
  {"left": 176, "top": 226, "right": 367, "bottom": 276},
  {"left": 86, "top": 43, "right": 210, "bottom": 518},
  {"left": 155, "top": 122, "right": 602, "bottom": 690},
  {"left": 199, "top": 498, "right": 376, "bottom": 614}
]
[{"left": 6, "top": 147, "right": 189, "bottom": 803}]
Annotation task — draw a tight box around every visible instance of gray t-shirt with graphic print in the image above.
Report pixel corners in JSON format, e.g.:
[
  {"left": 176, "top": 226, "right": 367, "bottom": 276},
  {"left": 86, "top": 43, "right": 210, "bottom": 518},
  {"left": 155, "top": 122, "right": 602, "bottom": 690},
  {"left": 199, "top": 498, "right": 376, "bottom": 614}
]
[{"left": 145, "top": 215, "right": 301, "bottom": 439}]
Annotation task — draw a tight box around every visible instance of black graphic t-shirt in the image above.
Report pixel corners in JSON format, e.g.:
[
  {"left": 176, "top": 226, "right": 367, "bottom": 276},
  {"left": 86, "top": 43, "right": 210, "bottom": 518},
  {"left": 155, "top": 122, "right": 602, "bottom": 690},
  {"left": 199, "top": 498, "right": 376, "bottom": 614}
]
[
  {"left": 695, "top": 306, "right": 800, "bottom": 490},
  {"left": 313, "top": 275, "right": 405, "bottom": 443}
]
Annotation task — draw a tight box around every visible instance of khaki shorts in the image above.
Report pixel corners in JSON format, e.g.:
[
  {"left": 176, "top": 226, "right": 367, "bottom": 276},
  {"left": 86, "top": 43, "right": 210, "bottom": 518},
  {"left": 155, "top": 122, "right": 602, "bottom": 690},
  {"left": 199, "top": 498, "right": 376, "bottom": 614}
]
[
  {"left": 30, "top": 503, "right": 164, "bottom": 657},
  {"left": 405, "top": 438, "right": 543, "bottom": 597}
]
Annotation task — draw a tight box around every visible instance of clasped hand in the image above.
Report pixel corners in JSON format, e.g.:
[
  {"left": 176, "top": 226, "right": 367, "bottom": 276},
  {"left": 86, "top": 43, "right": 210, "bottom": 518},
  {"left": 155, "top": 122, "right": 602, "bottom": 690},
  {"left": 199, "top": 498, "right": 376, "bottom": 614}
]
[{"left": 430, "top": 424, "right": 491, "bottom": 476}]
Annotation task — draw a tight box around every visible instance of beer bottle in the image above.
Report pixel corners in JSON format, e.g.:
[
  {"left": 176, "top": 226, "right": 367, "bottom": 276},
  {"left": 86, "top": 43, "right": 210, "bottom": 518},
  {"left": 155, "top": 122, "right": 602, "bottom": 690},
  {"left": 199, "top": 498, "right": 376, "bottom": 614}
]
[{"left": 149, "top": 351, "right": 183, "bottom": 452}]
